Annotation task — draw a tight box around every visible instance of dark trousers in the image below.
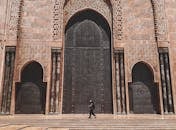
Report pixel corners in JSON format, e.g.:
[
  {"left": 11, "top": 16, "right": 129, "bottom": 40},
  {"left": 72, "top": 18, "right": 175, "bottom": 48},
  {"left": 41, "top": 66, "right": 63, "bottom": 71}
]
[{"left": 89, "top": 109, "right": 96, "bottom": 118}]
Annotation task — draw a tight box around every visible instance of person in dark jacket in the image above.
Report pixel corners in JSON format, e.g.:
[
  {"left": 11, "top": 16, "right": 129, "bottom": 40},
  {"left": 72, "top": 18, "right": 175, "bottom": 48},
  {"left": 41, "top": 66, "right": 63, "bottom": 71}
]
[{"left": 88, "top": 100, "right": 96, "bottom": 118}]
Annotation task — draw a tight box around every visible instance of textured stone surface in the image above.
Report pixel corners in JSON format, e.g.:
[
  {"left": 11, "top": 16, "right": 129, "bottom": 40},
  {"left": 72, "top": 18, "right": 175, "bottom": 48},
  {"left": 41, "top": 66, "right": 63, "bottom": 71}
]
[
  {"left": 0, "top": 115, "right": 176, "bottom": 129},
  {"left": 63, "top": 0, "right": 112, "bottom": 28},
  {"left": 0, "top": 0, "right": 7, "bottom": 37},
  {"left": 165, "top": 0, "right": 176, "bottom": 112}
]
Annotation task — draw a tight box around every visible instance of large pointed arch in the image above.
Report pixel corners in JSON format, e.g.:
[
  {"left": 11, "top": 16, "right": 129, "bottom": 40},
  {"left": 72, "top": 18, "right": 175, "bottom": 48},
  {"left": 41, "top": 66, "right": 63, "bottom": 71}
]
[{"left": 63, "top": 9, "right": 113, "bottom": 114}]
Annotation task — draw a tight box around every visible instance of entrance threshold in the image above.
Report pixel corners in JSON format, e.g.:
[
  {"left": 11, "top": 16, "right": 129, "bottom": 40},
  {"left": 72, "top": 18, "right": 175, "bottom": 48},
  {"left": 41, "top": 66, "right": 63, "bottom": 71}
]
[{"left": 0, "top": 114, "right": 175, "bottom": 120}]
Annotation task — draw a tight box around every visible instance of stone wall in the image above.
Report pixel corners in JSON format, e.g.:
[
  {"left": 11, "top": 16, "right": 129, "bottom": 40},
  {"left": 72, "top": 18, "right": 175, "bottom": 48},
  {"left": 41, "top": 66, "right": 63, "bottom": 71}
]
[
  {"left": 122, "top": 0, "right": 159, "bottom": 82},
  {"left": 11, "top": 0, "right": 57, "bottom": 114},
  {"left": 14, "top": 0, "right": 53, "bottom": 82},
  {"left": 0, "top": 0, "right": 7, "bottom": 37},
  {"left": 120, "top": 0, "right": 161, "bottom": 113},
  {"left": 0, "top": 0, "right": 176, "bottom": 114},
  {"left": 165, "top": 0, "right": 176, "bottom": 112}
]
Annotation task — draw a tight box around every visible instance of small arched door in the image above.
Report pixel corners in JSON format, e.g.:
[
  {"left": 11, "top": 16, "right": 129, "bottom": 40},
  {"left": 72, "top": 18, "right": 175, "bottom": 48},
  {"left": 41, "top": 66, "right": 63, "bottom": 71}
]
[
  {"left": 63, "top": 10, "right": 113, "bottom": 114},
  {"left": 129, "top": 62, "right": 159, "bottom": 114},
  {"left": 15, "top": 61, "right": 46, "bottom": 114}
]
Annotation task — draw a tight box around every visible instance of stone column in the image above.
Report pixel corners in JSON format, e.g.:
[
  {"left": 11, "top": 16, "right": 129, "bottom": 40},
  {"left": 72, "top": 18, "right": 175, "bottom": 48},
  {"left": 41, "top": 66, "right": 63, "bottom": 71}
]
[
  {"left": 115, "top": 53, "right": 121, "bottom": 113},
  {"left": 159, "top": 48, "right": 174, "bottom": 114},
  {"left": 0, "top": 47, "right": 16, "bottom": 114},
  {"left": 1, "top": 52, "right": 10, "bottom": 114},
  {"left": 115, "top": 50, "right": 126, "bottom": 114},
  {"left": 49, "top": 49, "right": 61, "bottom": 114},
  {"left": 55, "top": 53, "right": 61, "bottom": 112},
  {"left": 120, "top": 53, "right": 126, "bottom": 114},
  {"left": 159, "top": 53, "right": 168, "bottom": 113},
  {"left": 0, "top": 44, "right": 5, "bottom": 112},
  {"left": 50, "top": 52, "right": 56, "bottom": 113},
  {"left": 164, "top": 54, "right": 174, "bottom": 113},
  {"left": 6, "top": 52, "right": 15, "bottom": 113}
]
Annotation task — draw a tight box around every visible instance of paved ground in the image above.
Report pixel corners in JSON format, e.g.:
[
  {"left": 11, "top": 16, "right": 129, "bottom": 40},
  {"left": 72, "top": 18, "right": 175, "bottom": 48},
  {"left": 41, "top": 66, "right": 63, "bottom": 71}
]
[{"left": 0, "top": 114, "right": 176, "bottom": 130}]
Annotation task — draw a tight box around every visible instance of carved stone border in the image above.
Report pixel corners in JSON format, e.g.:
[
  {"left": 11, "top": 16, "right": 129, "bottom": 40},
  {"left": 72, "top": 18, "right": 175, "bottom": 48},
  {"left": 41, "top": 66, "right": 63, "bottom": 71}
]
[{"left": 150, "top": 0, "right": 167, "bottom": 42}]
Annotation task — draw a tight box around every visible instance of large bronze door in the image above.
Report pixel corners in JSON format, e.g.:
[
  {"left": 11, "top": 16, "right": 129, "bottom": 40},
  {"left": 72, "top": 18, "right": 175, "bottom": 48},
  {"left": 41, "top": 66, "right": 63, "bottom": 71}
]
[{"left": 63, "top": 10, "right": 113, "bottom": 114}]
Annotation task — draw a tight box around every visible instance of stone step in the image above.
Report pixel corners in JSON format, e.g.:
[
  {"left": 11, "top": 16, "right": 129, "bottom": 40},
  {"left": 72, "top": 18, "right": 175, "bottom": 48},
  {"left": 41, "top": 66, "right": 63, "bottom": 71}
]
[
  {"left": 0, "top": 115, "right": 176, "bottom": 130},
  {"left": 0, "top": 125, "right": 176, "bottom": 130},
  {"left": 0, "top": 125, "right": 28, "bottom": 130}
]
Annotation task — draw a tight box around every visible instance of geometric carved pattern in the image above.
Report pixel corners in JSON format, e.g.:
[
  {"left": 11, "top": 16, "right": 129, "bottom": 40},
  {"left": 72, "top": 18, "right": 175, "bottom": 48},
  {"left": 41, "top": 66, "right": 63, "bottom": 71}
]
[
  {"left": 113, "top": 0, "right": 123, "bottom": 40},
  {"left": 8, "top": 0, "right": 21, "bottom": 39},
  {"left": 63, "top": 0, "right": 112, "bottom": 27},
  {"left": 7, "top": 0, "right": 167, "bottom": 42},
  {"left": 53, "top": 0, "right": 63, "bottom": 40},
  {"left": 113, "top": 0, "right": 167, "bottom": 41},
  {"left": 151, "top": 0, "right": 168, "bottom": 41}
]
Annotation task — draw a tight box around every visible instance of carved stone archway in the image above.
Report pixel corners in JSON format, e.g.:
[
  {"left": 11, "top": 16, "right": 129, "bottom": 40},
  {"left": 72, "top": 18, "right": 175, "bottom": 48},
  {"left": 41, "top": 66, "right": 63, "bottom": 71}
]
[
  {"left": 129, "top": 62, "right": 160, "bottom": 114},
  {"left": 63, "top": 0, "right": 112, "bottom": 27},
  {"left": 15, "top": 61, "right": 46, "bottom": 114}
]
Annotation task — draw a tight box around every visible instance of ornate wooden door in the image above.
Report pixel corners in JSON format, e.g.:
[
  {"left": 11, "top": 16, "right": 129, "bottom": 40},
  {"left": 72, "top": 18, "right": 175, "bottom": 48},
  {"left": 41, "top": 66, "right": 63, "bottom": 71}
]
[{"left": 63, "top": 10, "right": 113, "bottom": 114}]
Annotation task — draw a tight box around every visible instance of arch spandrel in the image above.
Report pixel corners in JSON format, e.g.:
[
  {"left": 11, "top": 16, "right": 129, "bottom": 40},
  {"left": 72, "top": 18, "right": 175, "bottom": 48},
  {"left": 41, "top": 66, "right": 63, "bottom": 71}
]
[
  {"left": 15, "top": 60, "right": 47, "bottom": 83},
  {"left": 63, "top": 0, "right": 112, "bottom": 27},
  {"left": 64, "top": 0, "right": 112, "bottom": 8},
  {"left": 128, "top": 59, "right": 159, "bottom": 83}
]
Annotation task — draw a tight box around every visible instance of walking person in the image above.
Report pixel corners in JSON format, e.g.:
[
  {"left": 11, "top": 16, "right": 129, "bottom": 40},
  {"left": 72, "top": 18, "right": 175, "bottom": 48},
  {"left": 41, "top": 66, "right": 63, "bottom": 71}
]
[{"left": 88, "top": 100, "right": 96, "bottom": 118}]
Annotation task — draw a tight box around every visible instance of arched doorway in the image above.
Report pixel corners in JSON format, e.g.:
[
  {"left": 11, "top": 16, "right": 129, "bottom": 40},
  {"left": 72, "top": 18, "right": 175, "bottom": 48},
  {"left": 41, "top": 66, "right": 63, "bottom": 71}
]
[
  {"left": 129, "top": 62, "right": 159, "bottom": 114},
  {"left": 15, "top": 61, "right": 46, "bottom": 114},
  {"left": 63, "top": 10, "right": 113, "bottom": 114}
]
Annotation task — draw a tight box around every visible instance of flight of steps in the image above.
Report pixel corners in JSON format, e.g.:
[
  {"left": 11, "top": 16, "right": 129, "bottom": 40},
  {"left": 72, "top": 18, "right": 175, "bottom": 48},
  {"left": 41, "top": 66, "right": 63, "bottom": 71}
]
[{"left": 0, "top": 114, "right": 176, "bottom": 130}]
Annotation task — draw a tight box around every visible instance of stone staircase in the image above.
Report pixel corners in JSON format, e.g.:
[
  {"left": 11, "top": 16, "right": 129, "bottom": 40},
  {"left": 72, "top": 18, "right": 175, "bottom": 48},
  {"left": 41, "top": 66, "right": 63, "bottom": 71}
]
[{"left": 0, "top": 114, "right": 176, "bottom": 130}]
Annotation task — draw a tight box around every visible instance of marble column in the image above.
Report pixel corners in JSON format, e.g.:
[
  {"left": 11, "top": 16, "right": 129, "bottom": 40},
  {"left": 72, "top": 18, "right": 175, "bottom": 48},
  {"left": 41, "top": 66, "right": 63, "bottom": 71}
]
[
  {"left": 164, "top": 53, "right": 174, "bottom": 113},
  {"left": 115, "top": 53, "right": 121, "bottom": 113},
  {"left": 50, "top": 52, "right": 56, "bottom": 113},
  {"left": 0, "top": 47, "right": 16, "bottom": 114},
  {"left": 49, "top": 50, "right": 61, "bottom": 113},
  {"left": 159, "top": 48, "right": 174, "bottom": 114},
  {"left": 6, "top": 52, "right": 15, "bottom": 113},
  {"left": 159, "top": 53, "right": 168, "bottom": 113},
  {"left": 120, "top": 53, "right": 126, "bottom": 114},
  {"left": 55, "top": 53, "right": 61, "bottom": 112},
  {"left": 115, "top": 51, "right": 126, "bottom": 114}
]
